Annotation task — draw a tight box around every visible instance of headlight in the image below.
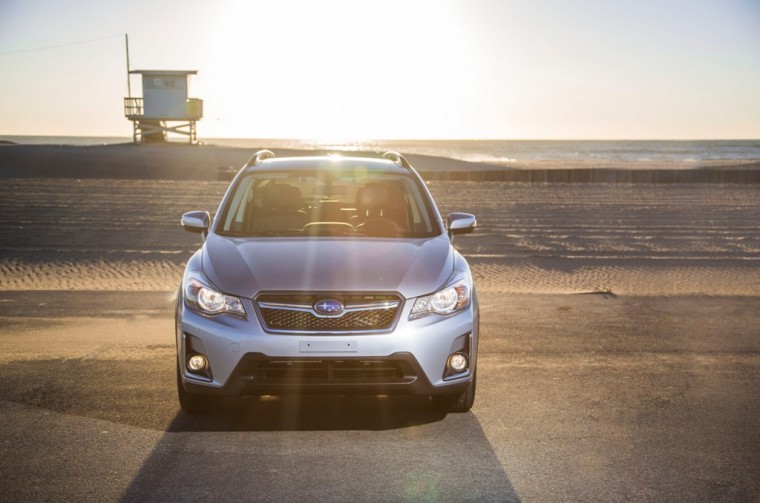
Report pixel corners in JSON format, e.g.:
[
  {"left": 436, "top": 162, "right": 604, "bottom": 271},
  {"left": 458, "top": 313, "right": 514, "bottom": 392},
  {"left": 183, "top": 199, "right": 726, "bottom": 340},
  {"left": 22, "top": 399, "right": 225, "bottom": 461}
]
[
  {"left": 184, "top": 272, "right": 246, "bottom": 317},
  {"left": 410, "top": 276, "right": 471, "bottom": 319}
]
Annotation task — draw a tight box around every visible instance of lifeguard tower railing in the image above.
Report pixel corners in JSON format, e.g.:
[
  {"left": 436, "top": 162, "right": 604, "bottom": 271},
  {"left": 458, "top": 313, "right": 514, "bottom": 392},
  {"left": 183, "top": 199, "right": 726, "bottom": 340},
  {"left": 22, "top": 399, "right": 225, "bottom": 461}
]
[{"left": 123, "top": 97, "right": 203, "bottom": 143}]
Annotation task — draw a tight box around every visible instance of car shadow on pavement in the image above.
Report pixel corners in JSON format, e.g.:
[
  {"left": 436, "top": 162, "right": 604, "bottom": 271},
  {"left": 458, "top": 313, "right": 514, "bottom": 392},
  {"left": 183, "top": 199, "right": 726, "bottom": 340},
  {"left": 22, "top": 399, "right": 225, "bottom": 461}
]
[
  {"left": 0, "top": 356, "right": 520, "bottom": 500},
  {"left": 169, "top": 394, "right": 448, "bottom": 432},
  {"left": 0, "top": 359, "right": 520, "bottom": 501},
  {"left": 121, "top": 401, "right": 521, "bottom": 502}
]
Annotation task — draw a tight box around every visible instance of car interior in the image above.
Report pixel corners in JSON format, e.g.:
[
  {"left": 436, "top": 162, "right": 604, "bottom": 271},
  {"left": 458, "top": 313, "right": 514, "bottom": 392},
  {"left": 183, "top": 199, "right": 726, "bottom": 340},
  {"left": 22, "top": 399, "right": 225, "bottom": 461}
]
[{"left": 243, "top": 179, "right": 415, "bottom": 236}]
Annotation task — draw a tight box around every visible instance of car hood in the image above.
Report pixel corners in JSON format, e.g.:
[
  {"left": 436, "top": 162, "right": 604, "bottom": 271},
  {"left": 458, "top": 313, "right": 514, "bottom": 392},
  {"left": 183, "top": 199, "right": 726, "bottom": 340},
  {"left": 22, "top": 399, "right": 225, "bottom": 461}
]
[{"left": 201, "top": 234, "right": 454, "bottom": 299}]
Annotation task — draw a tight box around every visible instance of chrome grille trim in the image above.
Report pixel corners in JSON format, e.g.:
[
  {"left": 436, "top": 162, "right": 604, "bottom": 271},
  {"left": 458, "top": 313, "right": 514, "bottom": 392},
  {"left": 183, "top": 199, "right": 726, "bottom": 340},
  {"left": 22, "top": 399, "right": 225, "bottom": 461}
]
[{"left": 258, "top": 300, "right": 399, "bottom": 318}]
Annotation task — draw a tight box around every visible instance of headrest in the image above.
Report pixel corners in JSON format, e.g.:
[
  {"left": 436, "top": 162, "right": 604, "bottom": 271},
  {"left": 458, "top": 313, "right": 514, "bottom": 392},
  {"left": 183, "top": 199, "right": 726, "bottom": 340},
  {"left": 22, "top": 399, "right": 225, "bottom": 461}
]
[
  {"left": 356, "top": 182, "right": 404, "bottom": 210},
  {"left": 263, "top": 184, "right": 303, "bottom": 211}
]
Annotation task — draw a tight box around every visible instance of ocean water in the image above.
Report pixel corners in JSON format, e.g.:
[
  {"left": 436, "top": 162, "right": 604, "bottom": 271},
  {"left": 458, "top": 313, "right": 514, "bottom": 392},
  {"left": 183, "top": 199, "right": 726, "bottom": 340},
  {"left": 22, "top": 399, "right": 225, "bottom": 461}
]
[
  {"left": 2, "top": 135, "right": 759, "bottom": 169},
  {"left": 241, "top": 139, "right": 760, "bottom": 168}
]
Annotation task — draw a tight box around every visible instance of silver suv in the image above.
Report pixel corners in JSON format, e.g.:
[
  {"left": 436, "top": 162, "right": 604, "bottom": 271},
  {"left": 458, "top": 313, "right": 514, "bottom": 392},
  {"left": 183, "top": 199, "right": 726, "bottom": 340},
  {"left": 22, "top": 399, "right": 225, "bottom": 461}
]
[{"left": 176, "top": 151, "right": 478, "bottom": 414}]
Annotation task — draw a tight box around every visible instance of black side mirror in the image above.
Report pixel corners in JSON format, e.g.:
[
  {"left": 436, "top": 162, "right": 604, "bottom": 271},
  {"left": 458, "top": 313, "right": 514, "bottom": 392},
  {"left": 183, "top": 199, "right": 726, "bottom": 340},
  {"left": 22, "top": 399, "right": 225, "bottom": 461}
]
[
  {"left": 181, "top": 211, "right": 210, "bottom": 237},
  {"left": 446, "top": 212, "right": 476, "bottom": 240}
]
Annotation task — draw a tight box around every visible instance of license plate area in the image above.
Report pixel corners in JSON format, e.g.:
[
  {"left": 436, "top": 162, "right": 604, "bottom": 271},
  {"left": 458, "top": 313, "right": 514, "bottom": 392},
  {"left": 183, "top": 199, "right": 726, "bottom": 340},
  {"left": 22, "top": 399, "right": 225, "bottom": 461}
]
[{"left": 299, "top": 340, "right": 357, "bottom": 353}]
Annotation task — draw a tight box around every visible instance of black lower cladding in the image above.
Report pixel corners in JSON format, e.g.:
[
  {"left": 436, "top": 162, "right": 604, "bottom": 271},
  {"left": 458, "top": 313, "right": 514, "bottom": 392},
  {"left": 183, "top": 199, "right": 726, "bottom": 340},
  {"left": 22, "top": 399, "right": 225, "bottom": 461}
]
[
  {"left": 245, "top": 358, "right": 407, "bottom": 384},
  {"left": 182, "top": 352, "right": 470, "bottom": 397}
]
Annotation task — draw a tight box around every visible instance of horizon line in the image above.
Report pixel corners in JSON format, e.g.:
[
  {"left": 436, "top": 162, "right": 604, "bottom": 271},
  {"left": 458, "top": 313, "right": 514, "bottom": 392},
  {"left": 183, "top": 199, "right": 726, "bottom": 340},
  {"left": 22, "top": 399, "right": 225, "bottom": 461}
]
[{"left": 2, "top": 134, "right": 760, "bottom": 142}]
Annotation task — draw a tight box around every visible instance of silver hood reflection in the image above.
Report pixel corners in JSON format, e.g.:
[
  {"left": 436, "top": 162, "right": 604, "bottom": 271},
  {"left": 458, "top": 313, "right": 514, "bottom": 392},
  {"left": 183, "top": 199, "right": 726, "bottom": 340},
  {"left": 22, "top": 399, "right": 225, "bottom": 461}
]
[{"left": 201, "top": 234, "right": 454, "bottom": 299}]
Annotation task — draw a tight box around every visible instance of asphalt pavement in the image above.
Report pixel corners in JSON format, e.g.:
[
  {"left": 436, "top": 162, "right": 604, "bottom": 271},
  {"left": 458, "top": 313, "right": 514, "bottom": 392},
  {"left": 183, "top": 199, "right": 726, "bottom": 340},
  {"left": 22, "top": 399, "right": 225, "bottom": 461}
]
[{"left": 0, "top": 291, "right": 758, "bottom": 501}]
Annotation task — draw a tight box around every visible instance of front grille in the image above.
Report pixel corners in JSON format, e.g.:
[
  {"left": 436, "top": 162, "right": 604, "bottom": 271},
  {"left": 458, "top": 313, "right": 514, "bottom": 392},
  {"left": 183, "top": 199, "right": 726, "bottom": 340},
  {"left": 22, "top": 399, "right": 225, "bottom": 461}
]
[
  {"left": 239, "top": 359, "right": 410, "bottom": 384},
  {"left": 260, "top": 307, "right": 397, "bottom": 331},
  {"left": 256, "top": 293, "right": 402, "bottom": 333}
]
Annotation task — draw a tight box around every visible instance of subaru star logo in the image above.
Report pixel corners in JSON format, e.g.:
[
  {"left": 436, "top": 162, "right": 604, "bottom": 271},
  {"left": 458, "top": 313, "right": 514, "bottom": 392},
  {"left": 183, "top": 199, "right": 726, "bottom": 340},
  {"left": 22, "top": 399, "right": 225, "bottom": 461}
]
[{"left": 314, "top": 299, "right": 344, "bottom": 316}]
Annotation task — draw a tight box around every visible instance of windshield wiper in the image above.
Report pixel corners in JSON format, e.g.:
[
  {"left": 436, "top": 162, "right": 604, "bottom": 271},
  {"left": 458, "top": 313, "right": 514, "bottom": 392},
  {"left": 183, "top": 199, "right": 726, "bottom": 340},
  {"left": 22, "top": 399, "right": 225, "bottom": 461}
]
[{"left": 222, "top": 230, "right": 301, "bottom": 237}]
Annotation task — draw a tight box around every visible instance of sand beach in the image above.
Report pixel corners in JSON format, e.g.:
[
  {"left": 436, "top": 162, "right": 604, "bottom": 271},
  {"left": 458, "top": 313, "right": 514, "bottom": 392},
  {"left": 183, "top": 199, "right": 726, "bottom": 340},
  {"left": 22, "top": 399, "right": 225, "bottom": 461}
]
[{"left": 0, "top": 143, "right": 758, "bottom": 296}]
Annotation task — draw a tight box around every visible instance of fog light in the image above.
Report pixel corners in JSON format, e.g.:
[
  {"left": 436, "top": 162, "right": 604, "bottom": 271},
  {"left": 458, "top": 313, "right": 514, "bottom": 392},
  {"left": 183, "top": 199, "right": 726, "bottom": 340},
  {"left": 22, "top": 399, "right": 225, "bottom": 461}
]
[
  {"left": 187, "top": 354, "right": 208, "bottom": 372},
  {"left": 448, "top": 353, "right": 468, "bottom": 373}
]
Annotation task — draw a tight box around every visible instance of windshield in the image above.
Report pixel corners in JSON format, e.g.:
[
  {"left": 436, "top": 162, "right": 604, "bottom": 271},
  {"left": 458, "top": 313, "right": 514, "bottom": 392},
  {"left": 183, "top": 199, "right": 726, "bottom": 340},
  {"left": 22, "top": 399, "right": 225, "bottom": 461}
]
[{"left": 218, "top": 169, "right": 441, "bottom": 238}]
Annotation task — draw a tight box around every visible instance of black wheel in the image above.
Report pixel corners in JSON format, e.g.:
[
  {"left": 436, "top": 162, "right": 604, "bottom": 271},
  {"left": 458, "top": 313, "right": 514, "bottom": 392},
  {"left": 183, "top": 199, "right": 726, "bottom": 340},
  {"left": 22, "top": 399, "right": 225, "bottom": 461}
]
[
  {"left": 176, "top": 364, "right": 222, "bottom": 415},
  {"left": 433, "top": 370, "right": 477, "bottom": 413}
]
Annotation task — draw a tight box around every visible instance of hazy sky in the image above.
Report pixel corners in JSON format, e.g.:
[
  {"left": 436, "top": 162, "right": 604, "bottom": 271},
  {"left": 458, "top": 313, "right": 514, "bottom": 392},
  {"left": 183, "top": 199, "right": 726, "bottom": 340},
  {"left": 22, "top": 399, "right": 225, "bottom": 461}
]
[{"left": 1, "top": 0, "right": 759, "bottom": 139}]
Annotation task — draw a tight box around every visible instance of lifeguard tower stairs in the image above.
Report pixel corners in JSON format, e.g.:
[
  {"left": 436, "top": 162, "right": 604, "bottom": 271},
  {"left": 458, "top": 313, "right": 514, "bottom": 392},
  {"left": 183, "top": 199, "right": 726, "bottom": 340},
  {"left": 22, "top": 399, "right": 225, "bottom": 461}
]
[{"left": 124, "top": 70, "right": 203, "bottom": 143}]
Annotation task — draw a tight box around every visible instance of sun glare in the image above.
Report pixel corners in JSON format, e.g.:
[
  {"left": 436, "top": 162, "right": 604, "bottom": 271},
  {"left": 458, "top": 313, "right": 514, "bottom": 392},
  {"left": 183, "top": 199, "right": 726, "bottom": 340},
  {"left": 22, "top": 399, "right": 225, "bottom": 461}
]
[
  {"left": 1, "top": 0, "right": 758, "bottom": 138},
  {"left": 197, "top": 0, "right": 475, "bottom": 139}
]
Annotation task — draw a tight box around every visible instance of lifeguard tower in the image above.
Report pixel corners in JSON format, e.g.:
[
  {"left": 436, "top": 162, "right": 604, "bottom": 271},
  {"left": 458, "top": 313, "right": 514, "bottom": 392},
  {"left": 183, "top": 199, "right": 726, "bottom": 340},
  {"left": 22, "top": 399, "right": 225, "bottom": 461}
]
[{"left": 124, "top": 70, "right": 203, "bottom": 143}]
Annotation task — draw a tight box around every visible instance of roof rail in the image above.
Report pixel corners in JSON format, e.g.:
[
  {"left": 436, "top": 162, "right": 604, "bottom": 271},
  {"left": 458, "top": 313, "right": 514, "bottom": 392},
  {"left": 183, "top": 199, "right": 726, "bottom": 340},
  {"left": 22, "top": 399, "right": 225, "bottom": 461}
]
[
  {"left": 382, "top": 151, "right": 412, "bottom": 169},
  {"left": 244, "top": 149, "right": 275, "bottom": 168}
]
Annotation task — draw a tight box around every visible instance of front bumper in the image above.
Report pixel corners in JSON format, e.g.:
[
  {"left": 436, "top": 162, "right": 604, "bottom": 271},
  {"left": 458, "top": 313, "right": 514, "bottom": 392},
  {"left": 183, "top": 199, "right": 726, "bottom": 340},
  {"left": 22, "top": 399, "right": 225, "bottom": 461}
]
[
  {"left": 177, "top": 295, "right": 477, "bottom": 397},
  {"left": 182, "top": 352, "right": 470, "bottom": 397}
]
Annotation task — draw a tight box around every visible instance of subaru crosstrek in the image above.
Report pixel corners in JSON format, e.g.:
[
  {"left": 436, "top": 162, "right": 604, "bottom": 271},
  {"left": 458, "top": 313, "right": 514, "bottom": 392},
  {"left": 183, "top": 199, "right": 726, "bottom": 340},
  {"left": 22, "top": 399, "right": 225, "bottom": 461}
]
[{"left": 176, "top": 151, "right": 478, "bottom": 414}]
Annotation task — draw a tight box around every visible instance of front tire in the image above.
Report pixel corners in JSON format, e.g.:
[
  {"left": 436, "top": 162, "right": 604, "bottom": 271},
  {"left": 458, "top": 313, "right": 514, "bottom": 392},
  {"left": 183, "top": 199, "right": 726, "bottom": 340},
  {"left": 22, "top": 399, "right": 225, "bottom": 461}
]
[{"left": 433, "top": 370, "right": 477, "bottom": 413}]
